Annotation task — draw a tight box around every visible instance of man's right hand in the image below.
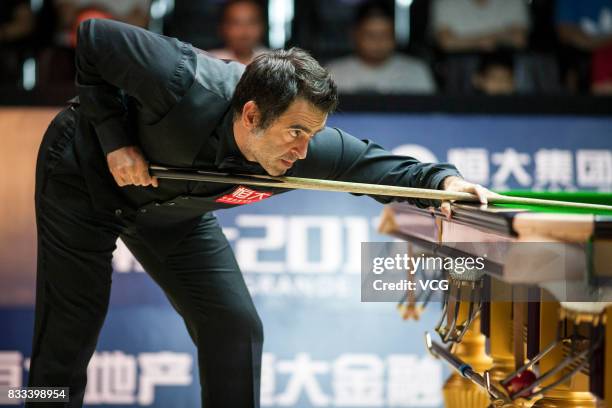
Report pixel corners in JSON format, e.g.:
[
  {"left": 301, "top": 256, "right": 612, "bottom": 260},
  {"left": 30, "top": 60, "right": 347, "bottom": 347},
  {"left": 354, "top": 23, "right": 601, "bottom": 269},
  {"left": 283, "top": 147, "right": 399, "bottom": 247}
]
[{"left": 106, "top": 146, "right": 159, "bottom": 187}]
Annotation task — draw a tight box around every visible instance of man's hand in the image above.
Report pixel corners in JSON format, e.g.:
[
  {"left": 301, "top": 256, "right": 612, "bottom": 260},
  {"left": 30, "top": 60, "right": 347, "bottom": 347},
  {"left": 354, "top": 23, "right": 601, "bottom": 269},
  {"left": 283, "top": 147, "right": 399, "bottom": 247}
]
[
  {"left": 106, "top": 146, "right": 159, "bottom": 187},
  {"left": 439, "top": 176, "right": 499, "bottom": 219}
]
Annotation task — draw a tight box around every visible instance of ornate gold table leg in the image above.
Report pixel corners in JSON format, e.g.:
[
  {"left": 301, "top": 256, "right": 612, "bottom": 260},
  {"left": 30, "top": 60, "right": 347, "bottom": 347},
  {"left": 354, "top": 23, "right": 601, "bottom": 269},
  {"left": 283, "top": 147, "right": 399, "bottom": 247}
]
[
  {"left": 442, "top": 302, "right": 493, "bottom": 408},
  {"left": 486, "top": 280, "right": 537, "bottom": 408},
  {"left": 530, "top": 301, "right": 599, "bottom": 408},
  {"left": 488, "top": 280, "right": 515, "bottom": 386}
]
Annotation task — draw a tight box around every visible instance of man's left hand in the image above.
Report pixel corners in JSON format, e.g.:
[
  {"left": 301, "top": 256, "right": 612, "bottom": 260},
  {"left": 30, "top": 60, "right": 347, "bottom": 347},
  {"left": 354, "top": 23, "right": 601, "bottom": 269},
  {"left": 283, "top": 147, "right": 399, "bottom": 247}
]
[{"left": 439, "top": 176, "right": 499, "bottom": 219}]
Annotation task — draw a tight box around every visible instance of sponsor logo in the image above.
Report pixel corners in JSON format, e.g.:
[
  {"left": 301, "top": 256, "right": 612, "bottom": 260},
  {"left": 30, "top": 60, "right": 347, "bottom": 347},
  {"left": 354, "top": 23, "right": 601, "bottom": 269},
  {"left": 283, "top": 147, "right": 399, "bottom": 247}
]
[{"left": 216, "top": 186, "right": 273, "bottom": 205}]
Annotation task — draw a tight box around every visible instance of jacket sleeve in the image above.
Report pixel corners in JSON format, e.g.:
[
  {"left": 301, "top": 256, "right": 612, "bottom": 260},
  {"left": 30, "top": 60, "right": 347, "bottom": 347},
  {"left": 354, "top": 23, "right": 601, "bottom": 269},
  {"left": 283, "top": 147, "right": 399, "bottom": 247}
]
[
  {"left": 298, "top": 127, "right": 462, "bottom": 208},
  {"left": 75, "top": 19, "right": 197, "bottom": 155}
]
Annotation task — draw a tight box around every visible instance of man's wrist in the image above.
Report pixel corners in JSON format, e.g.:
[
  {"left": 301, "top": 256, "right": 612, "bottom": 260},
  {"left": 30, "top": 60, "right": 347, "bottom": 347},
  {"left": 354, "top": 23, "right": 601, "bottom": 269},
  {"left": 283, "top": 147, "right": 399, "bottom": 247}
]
[{"left": 105, "top": 145, "right": 137, "bottom": 159}]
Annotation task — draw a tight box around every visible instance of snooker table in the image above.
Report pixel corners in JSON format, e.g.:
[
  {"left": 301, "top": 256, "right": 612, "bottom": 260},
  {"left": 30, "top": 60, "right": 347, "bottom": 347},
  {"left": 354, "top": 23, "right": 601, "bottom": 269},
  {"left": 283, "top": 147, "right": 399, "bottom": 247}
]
[{"left": 378, "top": 191, "right": 612, "bottom": 408}]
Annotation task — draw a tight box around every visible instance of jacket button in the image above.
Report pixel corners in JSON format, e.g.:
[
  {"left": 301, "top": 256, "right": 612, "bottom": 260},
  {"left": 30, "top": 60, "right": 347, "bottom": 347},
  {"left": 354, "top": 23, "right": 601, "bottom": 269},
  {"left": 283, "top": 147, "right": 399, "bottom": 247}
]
[
  {"left": 115, "top": 209, "right": 122, "bottom": 216},
  {"left": 140, "top": 209, "right": 147, "bottom": 213},
  {"left": 154, "top": 202, "right": 161, "bottom": 206}
]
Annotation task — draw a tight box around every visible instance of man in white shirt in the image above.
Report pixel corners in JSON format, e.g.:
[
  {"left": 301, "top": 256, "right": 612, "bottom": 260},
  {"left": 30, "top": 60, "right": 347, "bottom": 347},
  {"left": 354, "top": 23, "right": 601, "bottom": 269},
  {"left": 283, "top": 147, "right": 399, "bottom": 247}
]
[
  {"left": 208, "top": 0, "right": 267, "bottom": 65},
  {"left": 431, "top": 0, "right": 530, "bottom": 52},
  {"left": 326, "top": 1, "right": 436, "bottom": 94}
]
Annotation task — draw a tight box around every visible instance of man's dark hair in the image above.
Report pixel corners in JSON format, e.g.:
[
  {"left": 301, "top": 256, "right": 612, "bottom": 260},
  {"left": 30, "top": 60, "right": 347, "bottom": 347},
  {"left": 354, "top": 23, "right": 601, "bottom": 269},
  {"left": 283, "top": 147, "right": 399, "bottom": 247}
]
[
  {"left": 231, "top": 47, "right": 338, "bottom": 129},
  {"left": 477, "top": 51, "right": 515, "bottom": 75},
  {"left": 354, "top": 0, "right": 394, "bottom": 27}
]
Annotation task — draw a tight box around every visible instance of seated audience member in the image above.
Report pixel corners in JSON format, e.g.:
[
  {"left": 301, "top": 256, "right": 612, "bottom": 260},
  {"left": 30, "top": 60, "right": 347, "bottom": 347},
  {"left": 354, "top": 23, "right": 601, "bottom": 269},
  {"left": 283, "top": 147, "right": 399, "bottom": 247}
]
[
  {"left": 556, "top": 0, "right": 612, "bottom": 92},
  {"left": 0, "top": 0, "right": 35, "bottom": 84},
  {"left": 325, "top": 1, "right": 436, "bottom": 94},
  {"left": 432, "top": 0, "right": 530, "bottom": 52},
  {"left": 556, "top": 0, "right": 612, "bottom": 52},
  {"left": 592, "top": 45, "right": 612, "bottom": 94},
  {"left": 55, "top": 0, "right": 150, "bottom": 44},
  {"left": 472, "top": 52, "right": 516, "bottom": 95},
  {"left": 208, "top": 0, "right": 267, "bottom": 65},
  {"left": 97, "top": 0, "right": 150, "bottom": 28},
  {"left": 37, "top": 0, "right": 150, "bottom": 86}
]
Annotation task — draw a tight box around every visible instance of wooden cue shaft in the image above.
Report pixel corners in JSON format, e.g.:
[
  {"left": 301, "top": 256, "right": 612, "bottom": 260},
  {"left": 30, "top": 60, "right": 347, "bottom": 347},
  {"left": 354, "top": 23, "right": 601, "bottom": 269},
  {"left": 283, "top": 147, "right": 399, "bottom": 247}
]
[
  {"left": 149, "top": 165, "right": 612, "bottom": 212},
  {"left": 149, "top": 165, "right": 477, "bottom": 202}
]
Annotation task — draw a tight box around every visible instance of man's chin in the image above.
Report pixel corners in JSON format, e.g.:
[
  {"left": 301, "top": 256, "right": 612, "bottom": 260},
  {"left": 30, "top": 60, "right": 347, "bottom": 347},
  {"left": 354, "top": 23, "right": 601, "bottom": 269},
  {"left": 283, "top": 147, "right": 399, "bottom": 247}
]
[
  {"left": 261, "top": 164, "right": 286, "bottom": 177},
  {"left": 267, "top": 168, "right": 286, "bottom": 177}
]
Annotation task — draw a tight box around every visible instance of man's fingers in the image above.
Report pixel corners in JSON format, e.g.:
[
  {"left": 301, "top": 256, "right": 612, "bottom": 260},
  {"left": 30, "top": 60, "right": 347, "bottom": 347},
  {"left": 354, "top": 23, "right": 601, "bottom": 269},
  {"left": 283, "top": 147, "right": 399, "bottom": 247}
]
[
  {"left": 120, "top": 163, "right": 148, "bottom": 186},
  {"left": 136, "top": 165, "right": 159, "bottom": 187},
  {"left": 140, "top": 173, "right": 152, "bottom": 186},
  {"left": 123, "top": 167, "right": 141, "bottom": 186},
  {"left": 474, "top": 184, "right": 489, "bottom": 205},
  {"left": 114, "top": 172, "right": 128, "bottom": 187},
  {"left": 131, "top": 174, "right": 145, "bottom": 186},
  {"left": 111, "top": 167, "right": 127, "bottom": 186},
  {"left": 106, "top": 147, "right": 159, "bottom": 188},
  {"left": 112, "top": 167, "right": 158, "bottom": 187},
  {"left": 441, "top": 177, "right": 499, "bottom": 219},
  {"left": 440, "top": 201, "right": 452, "bottom": 220},
  {"left": 130, "top": 167, "right": 146, "bottom": 186}
]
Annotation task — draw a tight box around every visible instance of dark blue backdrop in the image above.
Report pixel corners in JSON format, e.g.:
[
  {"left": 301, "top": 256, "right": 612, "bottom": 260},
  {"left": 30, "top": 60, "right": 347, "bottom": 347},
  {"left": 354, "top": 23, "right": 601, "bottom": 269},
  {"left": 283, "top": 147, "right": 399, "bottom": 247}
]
[{"left": 1, "top": 113, "right": 610, "bottom": 407}]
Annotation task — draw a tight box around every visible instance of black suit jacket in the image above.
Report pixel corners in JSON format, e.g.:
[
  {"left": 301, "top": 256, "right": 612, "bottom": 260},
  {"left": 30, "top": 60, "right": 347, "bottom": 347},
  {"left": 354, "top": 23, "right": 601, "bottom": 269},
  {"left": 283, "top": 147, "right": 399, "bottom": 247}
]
[{"left": 71, "top": 19, "right": 461, "bottom": 253}]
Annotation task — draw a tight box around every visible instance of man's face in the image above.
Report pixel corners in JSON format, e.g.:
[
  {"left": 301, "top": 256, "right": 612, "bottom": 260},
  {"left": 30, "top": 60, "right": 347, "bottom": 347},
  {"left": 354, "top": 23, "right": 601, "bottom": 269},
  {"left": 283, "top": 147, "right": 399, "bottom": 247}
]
[
  {"left": 478, "top": 66, "right": 515, "bottom": 95},
  {"left": 221, "top": 2, "right": 264, "bottom": 55},
  {"left": 245, "top": 99, "right": 328, "bottom": 176},
  {"left": 355, "top": 16, "right": 396, "bottom": 65}
]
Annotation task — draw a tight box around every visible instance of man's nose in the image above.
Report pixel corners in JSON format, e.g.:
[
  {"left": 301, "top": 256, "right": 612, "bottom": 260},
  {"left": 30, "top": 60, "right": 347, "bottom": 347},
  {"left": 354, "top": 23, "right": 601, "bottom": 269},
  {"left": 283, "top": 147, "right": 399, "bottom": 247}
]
[{"left": 292, "top": 138, "right": 309, "bottom": 160}]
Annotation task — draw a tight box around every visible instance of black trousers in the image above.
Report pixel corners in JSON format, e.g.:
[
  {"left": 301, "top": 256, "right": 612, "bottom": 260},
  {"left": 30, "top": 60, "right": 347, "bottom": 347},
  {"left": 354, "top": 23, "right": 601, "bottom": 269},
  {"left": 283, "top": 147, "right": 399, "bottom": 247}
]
[{"left": 27, "top": 107, "right": 263, "bottom": 407}]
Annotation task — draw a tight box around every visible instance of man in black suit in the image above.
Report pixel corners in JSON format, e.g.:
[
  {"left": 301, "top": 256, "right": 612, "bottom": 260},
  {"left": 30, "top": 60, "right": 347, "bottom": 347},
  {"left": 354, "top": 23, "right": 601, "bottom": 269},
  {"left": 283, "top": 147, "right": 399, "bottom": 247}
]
[{"left": 28, "top": 19, "right": 490, "bottom": 407}]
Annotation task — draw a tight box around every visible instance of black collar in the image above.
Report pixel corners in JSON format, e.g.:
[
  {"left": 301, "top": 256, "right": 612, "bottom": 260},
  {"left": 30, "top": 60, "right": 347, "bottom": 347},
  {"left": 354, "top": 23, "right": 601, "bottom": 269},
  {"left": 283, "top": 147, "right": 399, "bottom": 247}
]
[
  {"left": 213, "top": 110, "right": 295, "bottom": 176},
  {"left": 214, "top": 109, "right": 267, "bottom": 175}
]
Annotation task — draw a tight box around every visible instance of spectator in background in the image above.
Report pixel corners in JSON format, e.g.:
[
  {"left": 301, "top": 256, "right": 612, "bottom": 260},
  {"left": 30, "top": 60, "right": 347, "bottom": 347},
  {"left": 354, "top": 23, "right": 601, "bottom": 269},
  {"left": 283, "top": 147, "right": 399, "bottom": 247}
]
[
  {"left": 0, "top": 0, "right": 35, "bottom": 84},
  {"left": 556, "top": 0, "right": 612, "bottom": 52},
  {"left": 432, "top": 0, "right": 530, "bottom": 53},
  {"left": 37, "top": 0, "right": 150, "bottom": 87},
  {"left": 556, "top": 0, "right": 612, "bottom": 93},
  {"left": 0, "top": 0, "right": 34, "bottom": 44},
  {"left": 430, "top": 0, "right": 529, "bottom": 93},
  {"left": 325, "top": 1, "right": 436, "bottom": 94},
  {"left": 472, "top": 52, "right": 516, "bottom": 94},
  {"left": 208, "top": 0, "right": 267, "bottom": 65},
  {"left": 592, "top": 45, "right": 612, "bottom": 94},
  {"left": 53, "top": 0, "right": 150, "bottom": 46}
]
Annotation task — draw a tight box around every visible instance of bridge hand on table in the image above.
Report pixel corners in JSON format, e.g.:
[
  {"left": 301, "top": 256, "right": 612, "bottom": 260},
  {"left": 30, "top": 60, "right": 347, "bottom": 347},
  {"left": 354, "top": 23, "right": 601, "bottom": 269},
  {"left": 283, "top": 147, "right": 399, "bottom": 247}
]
[{"left": 438, "top": 176, "right": 500, "bottom": 219}]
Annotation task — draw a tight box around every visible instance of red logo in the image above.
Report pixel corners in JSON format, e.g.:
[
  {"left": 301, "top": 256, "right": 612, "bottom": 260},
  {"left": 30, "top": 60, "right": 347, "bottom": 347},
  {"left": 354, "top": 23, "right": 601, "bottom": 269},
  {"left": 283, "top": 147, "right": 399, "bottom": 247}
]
[{"left": 216, "top": 186, "right": 273, "bottom": 205}]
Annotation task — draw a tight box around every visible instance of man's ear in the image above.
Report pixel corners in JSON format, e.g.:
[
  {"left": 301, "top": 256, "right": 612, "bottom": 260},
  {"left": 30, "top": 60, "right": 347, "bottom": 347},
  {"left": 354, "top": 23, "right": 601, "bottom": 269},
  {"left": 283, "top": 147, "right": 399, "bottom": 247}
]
[{"left": 241, "top": 101, "right": 261, "bottom": 130}]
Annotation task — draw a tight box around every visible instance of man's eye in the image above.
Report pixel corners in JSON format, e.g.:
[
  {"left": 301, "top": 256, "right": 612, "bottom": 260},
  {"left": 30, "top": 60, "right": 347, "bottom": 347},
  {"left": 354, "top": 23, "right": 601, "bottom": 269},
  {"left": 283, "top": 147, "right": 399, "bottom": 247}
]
[{"left": 290, "top": 130, "right": 301, "bottom": 138}]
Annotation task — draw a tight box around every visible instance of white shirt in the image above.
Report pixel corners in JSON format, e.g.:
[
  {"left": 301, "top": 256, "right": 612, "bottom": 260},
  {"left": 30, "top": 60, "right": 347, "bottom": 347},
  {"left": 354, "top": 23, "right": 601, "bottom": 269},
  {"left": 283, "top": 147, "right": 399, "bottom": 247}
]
[
  {"left": 325, "top": 54, "right": 436, "bottom": 94},
  {"left": 432, "top": 0, "right": 530, "bottom": 37}
]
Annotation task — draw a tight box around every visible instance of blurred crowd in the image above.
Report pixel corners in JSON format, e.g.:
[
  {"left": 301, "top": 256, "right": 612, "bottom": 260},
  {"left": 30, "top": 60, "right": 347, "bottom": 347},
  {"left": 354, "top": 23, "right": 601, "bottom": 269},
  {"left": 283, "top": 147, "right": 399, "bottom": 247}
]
[{"left": 1, "top": 0, "right": 612, "bottom": 95}]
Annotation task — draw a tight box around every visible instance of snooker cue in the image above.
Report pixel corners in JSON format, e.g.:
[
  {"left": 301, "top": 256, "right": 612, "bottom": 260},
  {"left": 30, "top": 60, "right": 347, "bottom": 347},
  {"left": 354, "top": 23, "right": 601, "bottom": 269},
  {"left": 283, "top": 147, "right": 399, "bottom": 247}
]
[{"left": 149, "top": 165, "right": 612, "bottom": 212}]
